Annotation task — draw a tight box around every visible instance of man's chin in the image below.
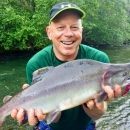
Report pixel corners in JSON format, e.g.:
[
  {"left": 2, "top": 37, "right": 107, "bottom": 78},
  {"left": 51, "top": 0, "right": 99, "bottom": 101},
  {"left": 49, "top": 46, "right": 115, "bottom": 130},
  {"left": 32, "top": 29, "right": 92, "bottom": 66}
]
[{"left": 62, "top": 51, "right": 73, "bottom": 55}]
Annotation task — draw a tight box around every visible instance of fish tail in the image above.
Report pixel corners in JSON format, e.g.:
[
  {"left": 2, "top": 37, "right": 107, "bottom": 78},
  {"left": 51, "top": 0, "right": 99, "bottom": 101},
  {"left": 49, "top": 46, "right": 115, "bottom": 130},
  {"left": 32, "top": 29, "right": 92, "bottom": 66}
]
[
  {"left": 0, "top": 108, "right": 5, "bottom": 128},
  {"left": 0, "top": 119, "right": 3, "bottom": 128},
  {"left": 0, "top": 123, "right": 2, "bottom": 128},
  {"left": 0, "top": 115, "right": 4, "bottom": 128}
]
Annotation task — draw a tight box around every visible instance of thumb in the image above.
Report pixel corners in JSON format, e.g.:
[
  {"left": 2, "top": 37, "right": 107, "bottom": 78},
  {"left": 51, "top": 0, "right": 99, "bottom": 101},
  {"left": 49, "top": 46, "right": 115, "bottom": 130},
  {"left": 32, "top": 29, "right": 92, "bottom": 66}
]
[{"left": 22, "top": 84, "right": 29, "bottom": 89}]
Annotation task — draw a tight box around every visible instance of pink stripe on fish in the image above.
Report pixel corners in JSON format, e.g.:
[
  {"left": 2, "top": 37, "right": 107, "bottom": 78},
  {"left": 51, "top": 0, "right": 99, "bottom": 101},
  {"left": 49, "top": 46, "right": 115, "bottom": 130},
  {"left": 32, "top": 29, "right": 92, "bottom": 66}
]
[{"left": 122, "top": 84, "right": 130, "bottom": 96}]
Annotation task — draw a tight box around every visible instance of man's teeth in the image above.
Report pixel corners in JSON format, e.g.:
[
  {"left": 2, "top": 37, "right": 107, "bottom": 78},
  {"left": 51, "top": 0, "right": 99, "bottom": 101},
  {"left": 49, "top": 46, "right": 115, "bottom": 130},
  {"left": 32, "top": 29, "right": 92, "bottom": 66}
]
[{"left": 62, "top": 42, "right": 73, "bottom": 45}]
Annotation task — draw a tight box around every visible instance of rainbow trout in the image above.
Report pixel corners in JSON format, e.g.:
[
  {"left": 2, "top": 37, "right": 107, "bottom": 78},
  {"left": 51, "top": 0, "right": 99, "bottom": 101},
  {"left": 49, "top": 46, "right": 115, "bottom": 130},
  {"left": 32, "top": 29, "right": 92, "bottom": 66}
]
[{"left": 0, "top": 59, "right": 130, "bottom": 127}]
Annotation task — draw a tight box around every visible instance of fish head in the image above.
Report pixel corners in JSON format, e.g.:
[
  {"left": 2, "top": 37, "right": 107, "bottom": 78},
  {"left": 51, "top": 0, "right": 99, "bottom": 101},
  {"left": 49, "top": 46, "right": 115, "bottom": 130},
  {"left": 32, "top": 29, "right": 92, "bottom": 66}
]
[
  {"left": 98, "top": 68, "right": 130, "bottom": 102},
  {"left": 110, "top": 68, "right": 130, "bottom": 86},
  {"left": 103, "top": 67, "right": 130, "bottom": 87}
]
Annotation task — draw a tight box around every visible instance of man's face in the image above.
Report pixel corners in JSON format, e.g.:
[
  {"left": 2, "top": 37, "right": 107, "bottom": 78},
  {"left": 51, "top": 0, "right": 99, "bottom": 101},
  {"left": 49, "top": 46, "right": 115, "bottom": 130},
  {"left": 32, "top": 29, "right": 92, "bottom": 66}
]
[{"left": 46, "top": 11, "right": 83, "bottom": 61}]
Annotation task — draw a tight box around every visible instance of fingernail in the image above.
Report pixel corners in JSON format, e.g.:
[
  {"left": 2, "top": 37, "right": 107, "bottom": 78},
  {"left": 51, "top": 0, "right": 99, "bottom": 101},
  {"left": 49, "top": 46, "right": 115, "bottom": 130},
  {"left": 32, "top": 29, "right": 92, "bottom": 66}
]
[
  {"left": 87, "top": 103, "right": 92, "bottom": 109},
  {"left": 20, "top": 109, "right": 25, "bottom": 113}
]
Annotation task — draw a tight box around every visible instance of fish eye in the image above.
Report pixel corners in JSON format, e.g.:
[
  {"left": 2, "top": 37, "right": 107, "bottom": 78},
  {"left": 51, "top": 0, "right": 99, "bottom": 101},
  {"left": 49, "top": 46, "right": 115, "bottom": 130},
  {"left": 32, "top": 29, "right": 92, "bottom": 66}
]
[{"left": 123, "top": 71, "right": 128, "bottom": 76}]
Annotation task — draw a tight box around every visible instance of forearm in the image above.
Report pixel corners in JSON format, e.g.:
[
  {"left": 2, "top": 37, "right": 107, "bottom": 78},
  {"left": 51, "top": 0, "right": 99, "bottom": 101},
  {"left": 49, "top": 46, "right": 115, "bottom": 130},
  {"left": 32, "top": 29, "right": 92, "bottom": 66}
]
[{"left": 83, "top": 101, "right": 107, "bottom": 120}]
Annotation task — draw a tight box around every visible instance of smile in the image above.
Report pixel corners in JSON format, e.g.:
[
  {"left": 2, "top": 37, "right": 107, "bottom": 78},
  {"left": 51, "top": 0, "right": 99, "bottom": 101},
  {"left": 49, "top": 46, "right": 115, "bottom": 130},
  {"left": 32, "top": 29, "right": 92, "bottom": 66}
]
[{"left": 62, "top": 41, "right": 74, "bottom": 45}]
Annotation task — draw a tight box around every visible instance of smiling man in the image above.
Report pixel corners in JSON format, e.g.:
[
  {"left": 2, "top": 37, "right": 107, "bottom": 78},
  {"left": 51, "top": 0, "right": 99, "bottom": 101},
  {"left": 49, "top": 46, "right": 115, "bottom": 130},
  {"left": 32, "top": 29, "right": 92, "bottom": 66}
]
[
  {"left": 11, "top": 2, "right": 121, "bottom": 130},
  {"left": 46, "top": 10, "right": 83, "bottom": 61}
]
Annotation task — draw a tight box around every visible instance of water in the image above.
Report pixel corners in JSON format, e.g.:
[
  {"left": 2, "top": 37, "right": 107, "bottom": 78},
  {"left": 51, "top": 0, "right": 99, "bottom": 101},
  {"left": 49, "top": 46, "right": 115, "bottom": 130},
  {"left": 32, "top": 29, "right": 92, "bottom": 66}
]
[
  {"left": 99, "top": 45, "right": 130, "bottom": 63},
  {"left": 0, "top": 45, "right": 130, "bottom": 130},
  {"left": 96, "top": 45, "right": 130, "bottom": 130},
  {"left": 0, "top": 51, "right": 37, "bottom": 130}
]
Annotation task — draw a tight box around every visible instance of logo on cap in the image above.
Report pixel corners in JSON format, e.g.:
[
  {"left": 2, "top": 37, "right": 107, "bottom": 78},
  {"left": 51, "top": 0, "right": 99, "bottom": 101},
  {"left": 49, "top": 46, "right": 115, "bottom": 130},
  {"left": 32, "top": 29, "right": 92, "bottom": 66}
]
[{"left": 61, "top": 4, "right": 71, "bottom": 8}]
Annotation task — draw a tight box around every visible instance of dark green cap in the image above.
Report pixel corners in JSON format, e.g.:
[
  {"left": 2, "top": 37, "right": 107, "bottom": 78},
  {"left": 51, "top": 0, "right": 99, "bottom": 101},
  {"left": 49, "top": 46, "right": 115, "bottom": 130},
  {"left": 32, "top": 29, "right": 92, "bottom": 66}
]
[{"left": 49, "top": 2, "right": 86, "bottom": 24}]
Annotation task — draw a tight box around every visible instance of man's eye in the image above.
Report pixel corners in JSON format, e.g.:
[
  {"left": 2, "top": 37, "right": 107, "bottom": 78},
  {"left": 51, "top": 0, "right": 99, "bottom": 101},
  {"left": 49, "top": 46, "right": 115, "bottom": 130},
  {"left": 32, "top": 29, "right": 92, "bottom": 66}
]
[
  {"left": 71, "top": 27, "right": 78, "bottom": 30},
  {"left": 57, "top": 27, "right": 64, "bottom": 30},
  {"left": 58, "top": 26, "right": 65, "bottom": 29}
]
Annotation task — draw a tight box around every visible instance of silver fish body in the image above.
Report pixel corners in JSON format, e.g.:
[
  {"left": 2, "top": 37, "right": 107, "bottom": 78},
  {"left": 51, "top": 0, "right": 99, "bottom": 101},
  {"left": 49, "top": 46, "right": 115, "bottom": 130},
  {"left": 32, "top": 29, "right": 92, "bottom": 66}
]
[{"left": 0, "top": 59, "right": 130, "bottom": 126}]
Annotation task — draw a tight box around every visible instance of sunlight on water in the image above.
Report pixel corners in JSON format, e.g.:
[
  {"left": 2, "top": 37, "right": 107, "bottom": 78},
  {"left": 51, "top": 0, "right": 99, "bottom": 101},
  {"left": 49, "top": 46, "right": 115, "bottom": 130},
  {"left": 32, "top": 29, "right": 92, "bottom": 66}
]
[{"left": 96, "top": 95, "right": 130, "bottom": 130}]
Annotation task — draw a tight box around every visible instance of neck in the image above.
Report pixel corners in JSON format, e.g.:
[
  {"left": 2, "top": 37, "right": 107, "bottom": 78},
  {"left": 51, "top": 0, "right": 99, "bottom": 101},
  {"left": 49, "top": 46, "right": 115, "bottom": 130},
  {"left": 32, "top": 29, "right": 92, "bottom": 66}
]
[{"left": 53, "top": 47, "right": 79, "bottom": 61}]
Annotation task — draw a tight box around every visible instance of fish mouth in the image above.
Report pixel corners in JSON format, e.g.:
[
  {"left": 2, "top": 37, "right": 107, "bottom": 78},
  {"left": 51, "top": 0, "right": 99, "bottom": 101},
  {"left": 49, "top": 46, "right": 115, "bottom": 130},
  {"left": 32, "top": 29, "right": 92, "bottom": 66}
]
[{"left": 61, "top": 41, "right": 74, "bottom": 45}]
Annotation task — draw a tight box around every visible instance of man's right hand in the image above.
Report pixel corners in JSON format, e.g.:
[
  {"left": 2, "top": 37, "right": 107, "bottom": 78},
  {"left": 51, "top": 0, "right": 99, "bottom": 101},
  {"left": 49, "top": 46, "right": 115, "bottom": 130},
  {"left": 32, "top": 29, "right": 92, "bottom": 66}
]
[{"left": 10, "top": 84, "right": 46, "bottom": 126}]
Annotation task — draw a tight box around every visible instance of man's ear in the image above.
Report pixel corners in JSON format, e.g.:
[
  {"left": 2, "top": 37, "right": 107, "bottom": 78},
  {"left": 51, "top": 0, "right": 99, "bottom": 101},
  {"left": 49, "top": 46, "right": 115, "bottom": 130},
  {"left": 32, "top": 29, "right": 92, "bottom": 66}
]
[
  {"left": 82, "top": 27, "right": 84, "bottom": 31},
  {"left": 46, "top": 26, "right": 52, "bottom": 40}
]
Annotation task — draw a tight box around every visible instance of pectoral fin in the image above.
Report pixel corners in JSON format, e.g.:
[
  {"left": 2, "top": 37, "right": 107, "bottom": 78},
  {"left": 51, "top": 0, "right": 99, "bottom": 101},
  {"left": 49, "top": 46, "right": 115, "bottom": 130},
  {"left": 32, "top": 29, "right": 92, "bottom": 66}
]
[
  {"left": 95, "top": 71, "right": 110, "bottom": 103},
  {"left": 46, "top": 110, "right": 61, "bottom": 124},
  {"left": 95, "top": 91, "right": 107, "bottom": 103}
]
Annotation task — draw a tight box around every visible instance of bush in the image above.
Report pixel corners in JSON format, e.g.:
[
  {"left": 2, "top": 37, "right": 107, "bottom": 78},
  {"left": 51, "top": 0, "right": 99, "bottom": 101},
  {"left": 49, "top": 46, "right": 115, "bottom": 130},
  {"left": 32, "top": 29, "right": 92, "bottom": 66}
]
[{"left": 0, "top": 0, "right": 130, "bottom": 51}]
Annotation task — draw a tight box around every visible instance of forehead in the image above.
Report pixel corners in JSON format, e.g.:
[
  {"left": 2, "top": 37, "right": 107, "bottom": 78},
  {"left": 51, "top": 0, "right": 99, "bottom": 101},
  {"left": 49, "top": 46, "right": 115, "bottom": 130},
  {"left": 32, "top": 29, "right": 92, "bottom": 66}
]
[{"left": 52, "top": 10, "right": 81, "bottom": 23}]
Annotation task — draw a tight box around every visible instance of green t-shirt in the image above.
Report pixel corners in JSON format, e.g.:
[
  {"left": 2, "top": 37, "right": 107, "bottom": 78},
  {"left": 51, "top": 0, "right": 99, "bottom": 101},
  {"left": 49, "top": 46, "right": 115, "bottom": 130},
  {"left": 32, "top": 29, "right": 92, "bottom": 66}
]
[{"left": 26, "top": 44, "right": 110, "bottom": 130}]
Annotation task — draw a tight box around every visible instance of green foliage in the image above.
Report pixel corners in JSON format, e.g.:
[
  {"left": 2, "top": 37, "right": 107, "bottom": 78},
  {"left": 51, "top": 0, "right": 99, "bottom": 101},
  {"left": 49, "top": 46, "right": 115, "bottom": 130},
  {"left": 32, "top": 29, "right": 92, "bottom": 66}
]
[
  {"left": 82, "top": 0, "right": 130, "bottom": 46},
  {"left": 0, "top": 0, "right": 51, "bottom": 50},
  {"left": 0, "top": 0, "right": 130, "bottom": 51}
]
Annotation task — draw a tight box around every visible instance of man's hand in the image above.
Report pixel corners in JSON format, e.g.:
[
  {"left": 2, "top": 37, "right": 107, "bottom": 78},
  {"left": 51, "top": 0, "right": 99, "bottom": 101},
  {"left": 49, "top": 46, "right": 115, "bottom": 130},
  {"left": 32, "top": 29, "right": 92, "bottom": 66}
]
[
  {"left": 83, "top": 85, "right": 121, "bottom": 120},
  {"left": 11, "top": 84, "right": 46, "bottom": 126}
]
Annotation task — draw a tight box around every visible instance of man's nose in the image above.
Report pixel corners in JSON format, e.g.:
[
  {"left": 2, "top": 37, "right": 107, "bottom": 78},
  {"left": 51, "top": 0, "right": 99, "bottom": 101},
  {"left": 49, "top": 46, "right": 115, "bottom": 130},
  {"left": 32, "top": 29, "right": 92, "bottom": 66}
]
[{"left": 63, "top": 27, "right": 74, "bottom": 37}]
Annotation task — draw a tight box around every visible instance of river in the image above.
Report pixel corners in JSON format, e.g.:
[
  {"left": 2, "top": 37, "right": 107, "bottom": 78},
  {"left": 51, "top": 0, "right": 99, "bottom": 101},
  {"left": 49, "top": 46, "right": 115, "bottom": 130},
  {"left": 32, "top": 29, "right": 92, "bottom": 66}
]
[
  {"left": 96, "top": 45, "right": 130, "bottom": 130},
  {"left": 0, "top": 45, "right": 130, "bottom": 130}
]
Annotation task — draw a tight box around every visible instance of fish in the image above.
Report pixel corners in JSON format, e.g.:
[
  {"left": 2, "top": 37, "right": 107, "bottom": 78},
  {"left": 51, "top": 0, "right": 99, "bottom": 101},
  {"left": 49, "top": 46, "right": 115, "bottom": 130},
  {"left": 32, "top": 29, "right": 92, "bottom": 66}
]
[{"left": 0, "top": 59, "right": 130, "bottom": 127}]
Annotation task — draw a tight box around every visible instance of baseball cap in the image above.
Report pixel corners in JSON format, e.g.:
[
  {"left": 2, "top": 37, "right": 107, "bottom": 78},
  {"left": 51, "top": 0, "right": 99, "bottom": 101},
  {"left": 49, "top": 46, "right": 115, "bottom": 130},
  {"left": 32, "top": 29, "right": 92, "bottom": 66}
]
[{"left": 49, "top": 2, "right": 86, "bottom": 24}]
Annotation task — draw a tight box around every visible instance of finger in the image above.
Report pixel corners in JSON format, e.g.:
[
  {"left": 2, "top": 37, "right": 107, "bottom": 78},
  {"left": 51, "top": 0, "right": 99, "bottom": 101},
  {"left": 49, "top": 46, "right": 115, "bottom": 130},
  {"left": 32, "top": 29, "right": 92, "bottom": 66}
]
[
  {"left": 114, "top": 85, "right": 121, "bottom": 98},
  {"left": 11, "top": 109, "right": 18, "bottom": 119},
  {"left": 95, "top": 102, "right": 104, "bottom": 110},
  {"left": 16, "top": 109, "right": 25, "bottom": 124},
  {"left": 28, "top": 108, "right": 38, "bottom": 126},
  {"left": 20, "top": 114, "right": 28, "bottom": 125},
  {"left": 87, "top": 100, "right": 95, "bottom": 109},
  {"left": 22, "top": 84, "right": 29, "bottom": 89},
  {"left": 104, "top": 85, "right": 114, "bottom": 101},
  {"left": 36, "top": 109, "right": 46, "bottom": 121}
]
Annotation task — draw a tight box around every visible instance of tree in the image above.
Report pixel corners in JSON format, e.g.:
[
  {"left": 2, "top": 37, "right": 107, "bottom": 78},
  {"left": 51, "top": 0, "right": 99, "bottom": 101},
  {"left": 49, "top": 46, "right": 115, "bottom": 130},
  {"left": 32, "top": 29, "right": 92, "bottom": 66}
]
[
  {"left": 0, "top": 0, "right": 130, "bottom": 51},
  {"left": 82, "top": 0, "right": 130, "bottom": 46}
]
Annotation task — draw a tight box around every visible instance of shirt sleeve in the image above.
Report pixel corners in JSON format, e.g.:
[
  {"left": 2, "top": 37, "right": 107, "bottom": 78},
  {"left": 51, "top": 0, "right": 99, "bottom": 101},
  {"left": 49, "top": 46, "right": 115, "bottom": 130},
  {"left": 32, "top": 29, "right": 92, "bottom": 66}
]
[{"left": 26, "top": 52, "right": 51, "bottom": 85}]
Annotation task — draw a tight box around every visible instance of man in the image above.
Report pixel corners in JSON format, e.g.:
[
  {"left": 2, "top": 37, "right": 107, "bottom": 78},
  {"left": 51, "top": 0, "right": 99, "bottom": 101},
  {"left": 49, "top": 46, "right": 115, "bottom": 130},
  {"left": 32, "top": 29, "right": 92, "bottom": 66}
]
[{"left": 11, "top": 2, "right": 121, "bottom": 130}]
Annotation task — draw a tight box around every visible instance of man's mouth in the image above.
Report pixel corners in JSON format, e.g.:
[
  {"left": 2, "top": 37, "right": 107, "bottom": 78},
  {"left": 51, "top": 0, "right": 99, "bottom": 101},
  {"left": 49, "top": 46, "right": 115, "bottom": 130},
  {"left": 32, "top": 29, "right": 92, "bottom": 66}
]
[{"left": 62, "top": 41, "right": 74, "bottom": 45}]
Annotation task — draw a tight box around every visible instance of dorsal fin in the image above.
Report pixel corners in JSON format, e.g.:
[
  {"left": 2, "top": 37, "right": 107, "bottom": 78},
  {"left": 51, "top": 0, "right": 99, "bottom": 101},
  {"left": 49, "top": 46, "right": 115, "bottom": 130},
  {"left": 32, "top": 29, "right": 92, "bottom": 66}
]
[
  {"left": 31, "top": 66, "right": 54, "bottom": 84},
  {"left": 3, "top": 95, "right": 12, "bottom": 103}
]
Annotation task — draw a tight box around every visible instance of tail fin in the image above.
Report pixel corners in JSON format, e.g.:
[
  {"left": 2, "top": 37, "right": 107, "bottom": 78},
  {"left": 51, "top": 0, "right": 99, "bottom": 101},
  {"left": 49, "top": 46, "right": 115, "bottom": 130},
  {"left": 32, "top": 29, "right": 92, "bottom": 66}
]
[
  {"left": 0, "top": 118, "right": 4, "bottom": 128},
  {"left": 0, "top": 95, "right": 13, "bottom": 128},
  {"left": 0, "top": 108, "right": 6, "bottom": 128},
  {"left": 0, "top": 123, "right": 2, "bottom": 128}
]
